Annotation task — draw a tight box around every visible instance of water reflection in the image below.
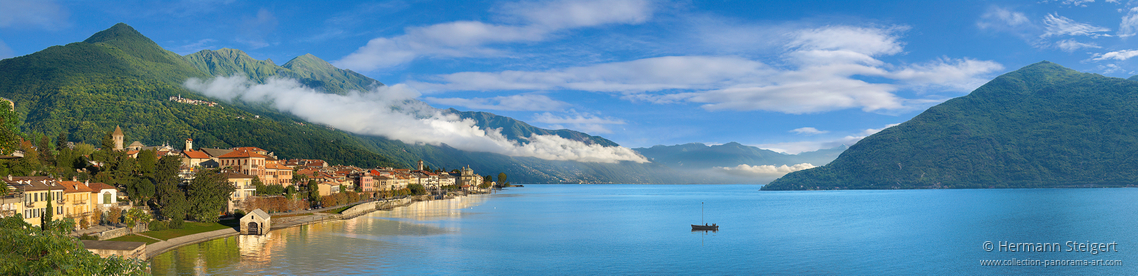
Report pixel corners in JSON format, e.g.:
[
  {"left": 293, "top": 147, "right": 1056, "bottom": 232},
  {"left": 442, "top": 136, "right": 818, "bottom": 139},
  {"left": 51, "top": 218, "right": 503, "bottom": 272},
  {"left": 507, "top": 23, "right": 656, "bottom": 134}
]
[
  {"left": 149, "top": 195, "right": 490, "bottom": 275},
  {"left": 374, "top": 195, "right": 490, "bottom": 221}
]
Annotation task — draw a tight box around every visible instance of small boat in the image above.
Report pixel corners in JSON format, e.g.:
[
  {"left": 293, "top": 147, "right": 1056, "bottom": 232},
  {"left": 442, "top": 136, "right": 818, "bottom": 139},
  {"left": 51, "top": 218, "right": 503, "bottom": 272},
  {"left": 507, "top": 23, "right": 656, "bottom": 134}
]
[
  {"left": 691, "top": 223, "right": 718, "bottom": 231},
  {"left": 691, "top": 202, "right": 719, "bottom": 231}
]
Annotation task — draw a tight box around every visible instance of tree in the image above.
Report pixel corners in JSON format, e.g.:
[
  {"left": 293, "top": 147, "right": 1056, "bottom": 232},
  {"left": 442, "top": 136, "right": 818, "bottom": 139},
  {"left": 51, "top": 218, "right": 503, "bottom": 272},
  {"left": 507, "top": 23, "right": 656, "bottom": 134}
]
[
  {"left": 154, "top": 156, "right": 188, "bottom": 228},
  {"left": 100, "top": 130, "right": 114, "bottom": 151},
  {"left": 127, "top": 176, "right": 155, "bottom": 205},
  {"left": 0, "top": 101, "right": 21, "bottom": 156},
  {"left": 0, "top": 215, "right": 149, "bottom": 275},
  {"left": 107, "top": 206, "right": 122, "bottom": 225},
  {"left": 56, "top": 132, "right": 68, "bottom": 152},
  {"left": 122, "top": 208, "right": 151, "bottom": 229},
  {"left": 186, "top": 169, "right": 235, "bottom": 223},
  {"left": 306, "top": 179, "right": 320, "bottom": 208},
  {"left": 36, "top": 133, "right": 54, "bottom": 166},
  {"left": 0, "top": 181, "right": 7, "bottom": 196},
  {"left": 136, "top": 149, "right": 157, "bottom": 177},
  {"left": 42, "top": 192, "right": 53, "bottom": 231},
  {"left": 251, "top": 176, "right": 264, "bottom": 192},
  {"left": 407, "top": 184, "right": 426, "bottom": 195},
  {"left": 498, "top": 172, "right": 508, "bottom": 187}
]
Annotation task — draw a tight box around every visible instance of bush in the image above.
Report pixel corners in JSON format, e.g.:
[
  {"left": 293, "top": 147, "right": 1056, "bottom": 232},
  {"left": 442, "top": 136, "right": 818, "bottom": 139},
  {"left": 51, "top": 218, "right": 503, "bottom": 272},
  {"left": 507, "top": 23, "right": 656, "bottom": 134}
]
[
  {"left": 78, "top": 234, "right": 99, "bottom": 240},
  {"left": 107, "top": 206, "right": 122, "bottom": 225},
  {"left": 148, "top": 220, "right": 168, "bottom": 231},
  {"left": 233, "top": 209, "right": 246, "bottom": 217}
]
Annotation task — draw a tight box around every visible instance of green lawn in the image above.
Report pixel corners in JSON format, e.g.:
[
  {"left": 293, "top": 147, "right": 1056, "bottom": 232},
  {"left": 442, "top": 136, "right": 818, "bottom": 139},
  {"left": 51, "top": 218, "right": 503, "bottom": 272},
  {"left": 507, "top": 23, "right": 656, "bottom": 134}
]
[
  {"left": 106, "top": 234, "right": 162, "bottom": 244},
  {"left": 142, "top": 222, "right": 234, "bottom": 240},
  {"left": 322, "top": 204, "right": 356, "bottom": 214}
]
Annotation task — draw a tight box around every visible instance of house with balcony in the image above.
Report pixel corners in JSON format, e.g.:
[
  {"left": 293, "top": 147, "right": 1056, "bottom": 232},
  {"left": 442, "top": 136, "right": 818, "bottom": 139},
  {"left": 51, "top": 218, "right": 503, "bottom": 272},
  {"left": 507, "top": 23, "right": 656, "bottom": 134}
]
[
  {"left": 60, "top": 180, "right": 94, "bottom": 227},
  {"left": 5, "top": 176, "right": 65, "bottom": 227},
  {"left": 225, "top": 173, "right": 256, "bottom": 213}
]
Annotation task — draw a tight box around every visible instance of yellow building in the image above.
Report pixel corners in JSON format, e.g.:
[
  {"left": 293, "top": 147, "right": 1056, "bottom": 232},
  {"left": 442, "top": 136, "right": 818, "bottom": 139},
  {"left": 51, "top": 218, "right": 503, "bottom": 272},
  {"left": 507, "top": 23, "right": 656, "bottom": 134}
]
[
  {"left": 5, "top": 176, "right": 65, "bottom": 227},
  {"left": 60, "top": 180, "right": 94, "bottom": 227}
]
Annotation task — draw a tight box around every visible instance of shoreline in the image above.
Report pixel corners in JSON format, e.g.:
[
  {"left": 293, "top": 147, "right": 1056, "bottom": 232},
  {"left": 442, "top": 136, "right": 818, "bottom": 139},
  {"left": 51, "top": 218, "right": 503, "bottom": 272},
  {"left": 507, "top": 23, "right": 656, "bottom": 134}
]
[{"left": 140, "top": 192, "right": 487, "bottom": 260}]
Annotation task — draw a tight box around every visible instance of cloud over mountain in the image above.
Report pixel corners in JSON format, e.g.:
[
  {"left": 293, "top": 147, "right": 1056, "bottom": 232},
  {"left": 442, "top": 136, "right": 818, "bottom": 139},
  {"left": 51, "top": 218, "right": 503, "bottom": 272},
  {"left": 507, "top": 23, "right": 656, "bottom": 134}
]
[{"left": 183, "top": 76, "right": 648, "bottom": 163}]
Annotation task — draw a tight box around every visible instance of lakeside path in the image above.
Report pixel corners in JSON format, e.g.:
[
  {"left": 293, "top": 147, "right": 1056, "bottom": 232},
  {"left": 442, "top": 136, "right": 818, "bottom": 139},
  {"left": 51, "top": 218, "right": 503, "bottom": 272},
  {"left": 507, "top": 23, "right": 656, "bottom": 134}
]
[
  {"left": 139, "top": 194, "right": 469, "bottom": 260},
  {"left": 143, "top": 228, "right": 238, "bottom": 259}
]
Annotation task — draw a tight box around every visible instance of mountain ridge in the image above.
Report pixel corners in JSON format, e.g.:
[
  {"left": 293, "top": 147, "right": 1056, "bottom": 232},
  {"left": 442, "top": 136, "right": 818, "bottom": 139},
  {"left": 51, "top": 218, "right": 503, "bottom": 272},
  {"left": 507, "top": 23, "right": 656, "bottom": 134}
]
[
  {"left": 764, "top": 61, "right": 1138, "bottom": 190},
  {"left": 0, "top": 23, "right": 736, "bottom": 184}
]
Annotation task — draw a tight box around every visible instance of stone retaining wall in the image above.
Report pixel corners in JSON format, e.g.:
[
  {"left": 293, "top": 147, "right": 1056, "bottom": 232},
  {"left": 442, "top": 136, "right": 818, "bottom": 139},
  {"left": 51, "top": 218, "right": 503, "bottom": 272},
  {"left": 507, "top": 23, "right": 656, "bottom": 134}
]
[
  {"left": 91, "top": 224, "right": 149, "bottom": 240},
  {"left": 340, "top": 198, "right": 413, "bottom": 219}
]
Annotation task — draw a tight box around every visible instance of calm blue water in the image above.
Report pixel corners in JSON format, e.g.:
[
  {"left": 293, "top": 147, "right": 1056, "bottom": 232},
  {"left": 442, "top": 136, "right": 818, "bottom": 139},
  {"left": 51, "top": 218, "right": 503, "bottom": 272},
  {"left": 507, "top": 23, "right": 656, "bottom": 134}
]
[{"left": 151, "top": 185, "right": 1138, "bottom": 275}]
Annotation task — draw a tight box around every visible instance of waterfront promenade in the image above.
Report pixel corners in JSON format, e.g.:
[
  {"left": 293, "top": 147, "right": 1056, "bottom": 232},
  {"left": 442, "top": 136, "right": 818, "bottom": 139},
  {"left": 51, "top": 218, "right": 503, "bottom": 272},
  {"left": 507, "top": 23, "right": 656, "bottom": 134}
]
[{"left": 140, "top": 195, "right": 434, "bottom": 260}]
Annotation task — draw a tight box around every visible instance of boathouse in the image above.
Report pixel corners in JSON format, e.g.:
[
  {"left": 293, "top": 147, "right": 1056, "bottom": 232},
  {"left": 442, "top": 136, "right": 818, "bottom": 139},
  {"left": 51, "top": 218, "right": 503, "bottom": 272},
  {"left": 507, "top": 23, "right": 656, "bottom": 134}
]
[{"left": 240, "top": 209, "right": 271, "bottom": 235}]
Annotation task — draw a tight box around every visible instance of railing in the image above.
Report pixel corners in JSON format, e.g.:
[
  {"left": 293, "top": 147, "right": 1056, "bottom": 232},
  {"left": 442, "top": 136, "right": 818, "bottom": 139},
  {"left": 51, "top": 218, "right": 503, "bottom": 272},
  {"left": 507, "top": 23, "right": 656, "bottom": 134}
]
[
  {"left": 0, "top": 210, "right": 13, "bottom": 217},
  {"left": 24, "top": 201, "right": 34, "bottom": 207}
]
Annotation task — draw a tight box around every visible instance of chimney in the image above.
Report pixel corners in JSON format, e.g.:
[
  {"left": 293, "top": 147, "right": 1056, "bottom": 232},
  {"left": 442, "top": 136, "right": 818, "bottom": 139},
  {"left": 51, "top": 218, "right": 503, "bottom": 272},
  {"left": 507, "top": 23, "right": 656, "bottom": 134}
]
[{"left": 72, "top": 176, "right": 77, "bottom": 181}]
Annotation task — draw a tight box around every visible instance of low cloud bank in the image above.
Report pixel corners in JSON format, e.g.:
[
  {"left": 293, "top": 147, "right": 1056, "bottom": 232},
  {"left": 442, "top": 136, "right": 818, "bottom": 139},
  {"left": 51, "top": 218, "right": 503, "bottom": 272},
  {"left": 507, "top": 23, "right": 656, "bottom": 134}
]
[
  {"left": 716, "top": 163, "right": 816, "bottom": 177},
  {"left": 183, "top": 76, "right": 648, "bottom": 163}
]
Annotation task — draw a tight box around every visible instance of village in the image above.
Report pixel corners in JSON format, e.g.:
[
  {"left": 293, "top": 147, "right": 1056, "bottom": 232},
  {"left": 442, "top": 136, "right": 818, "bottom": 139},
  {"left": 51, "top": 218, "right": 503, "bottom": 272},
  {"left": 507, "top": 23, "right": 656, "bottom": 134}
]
[{"left": 0, "top": 125, "right": 496, "bottom": 260}]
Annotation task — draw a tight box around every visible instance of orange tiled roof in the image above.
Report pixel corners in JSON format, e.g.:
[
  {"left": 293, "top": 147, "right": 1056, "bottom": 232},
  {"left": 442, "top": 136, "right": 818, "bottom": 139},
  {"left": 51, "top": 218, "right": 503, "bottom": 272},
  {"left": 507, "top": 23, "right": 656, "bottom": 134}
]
[
  {"left": 182, "top": 149, "right": 210, "bottom": 159},
  {"left": 60, "top": 181, "right": 93, "bottom": 193},
  {"left": 86, "top": 182, "right": 115, "bottom": 192},
  {"left": 218, "top": 149, "right": 268, "bottom": 159}
]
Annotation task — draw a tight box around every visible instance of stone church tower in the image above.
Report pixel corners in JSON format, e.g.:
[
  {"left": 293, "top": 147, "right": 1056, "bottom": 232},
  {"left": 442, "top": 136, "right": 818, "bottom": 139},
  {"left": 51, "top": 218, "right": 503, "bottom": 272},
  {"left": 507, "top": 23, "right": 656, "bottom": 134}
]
[
  {"left": 417, "top": 160, "right": 424, "bottom": 171},
  {"left": 112, "top": 126, "right": 124, "bottom": 151},
  {"left": 185, "top": 138, "right": 193, "bottom": 151}
]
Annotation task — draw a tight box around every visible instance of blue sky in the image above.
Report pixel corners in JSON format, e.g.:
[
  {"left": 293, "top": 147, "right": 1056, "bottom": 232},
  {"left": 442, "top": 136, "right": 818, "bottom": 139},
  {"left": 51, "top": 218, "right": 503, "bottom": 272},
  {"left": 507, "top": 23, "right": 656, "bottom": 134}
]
[{"left": 3, "top": 0, "right": 1138, "bottom": 154}]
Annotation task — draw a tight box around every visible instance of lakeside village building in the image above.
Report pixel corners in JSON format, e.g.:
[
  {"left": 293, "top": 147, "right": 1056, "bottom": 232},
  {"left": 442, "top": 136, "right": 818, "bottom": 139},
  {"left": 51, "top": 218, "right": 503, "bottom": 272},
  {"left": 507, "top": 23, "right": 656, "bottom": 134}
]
[{"left": 0, "top": 126, "right": 487, "bottom": 227}]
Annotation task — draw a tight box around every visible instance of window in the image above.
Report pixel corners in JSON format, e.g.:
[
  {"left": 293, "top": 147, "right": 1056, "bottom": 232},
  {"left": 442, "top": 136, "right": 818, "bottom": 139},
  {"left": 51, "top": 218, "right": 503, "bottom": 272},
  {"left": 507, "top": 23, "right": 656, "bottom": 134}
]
[{"left": 103, "top": 193, "right": 111, "bottom": 204}]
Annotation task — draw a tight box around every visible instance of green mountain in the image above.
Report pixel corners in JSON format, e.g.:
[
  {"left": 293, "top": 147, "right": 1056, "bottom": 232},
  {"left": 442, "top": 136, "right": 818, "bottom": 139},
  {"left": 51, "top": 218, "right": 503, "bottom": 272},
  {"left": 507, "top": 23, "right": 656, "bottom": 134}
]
[
  {"left": 0, "top": 23, "right": 401, "bottom": 168},
  {"left": 0, "top": 23, "right": 706, "bottom": 184},
  {"left": 184, "top": 49, "right": 381, "bottom": 95},
  {"left": 635, "top": 142, "right": 843, "bottom": 169},
  {"left": 764, "top": 61, "right": 1138, "bottom": 190}
]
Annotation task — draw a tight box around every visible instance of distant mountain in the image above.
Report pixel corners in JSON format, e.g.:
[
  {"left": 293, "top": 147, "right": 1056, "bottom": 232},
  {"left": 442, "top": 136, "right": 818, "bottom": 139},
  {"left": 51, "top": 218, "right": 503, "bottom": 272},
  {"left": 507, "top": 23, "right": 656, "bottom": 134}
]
[
  {"left": 446, "top": 109, "right": 618, "bottom": 147},
  {"left": 765, "top": 61, "right": 1138, "bottom": 190},
  {"left": 635, "top": 142, "right": 843, "bottom": 169}
]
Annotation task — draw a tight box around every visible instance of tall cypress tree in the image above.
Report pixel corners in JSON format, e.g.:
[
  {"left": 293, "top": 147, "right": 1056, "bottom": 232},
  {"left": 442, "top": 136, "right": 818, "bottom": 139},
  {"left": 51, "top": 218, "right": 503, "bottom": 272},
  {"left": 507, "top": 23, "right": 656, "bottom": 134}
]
[{"left": 42, "top": 192, "right": 53, "bottom": 231}]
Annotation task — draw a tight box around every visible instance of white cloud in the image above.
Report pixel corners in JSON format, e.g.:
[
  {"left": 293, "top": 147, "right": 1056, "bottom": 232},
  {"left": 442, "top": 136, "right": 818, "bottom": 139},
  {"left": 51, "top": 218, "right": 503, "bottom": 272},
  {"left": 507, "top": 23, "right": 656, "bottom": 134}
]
[
  {"left": 0, "top": 40, "right": 13, "bottom": 59},
  {"left": 1054, "top": 39, "right": 1101, "bottom": 52},
  {"left": 172, "top": 39, "right": 217, "bottom": 55},
  {"left": 532, "top": 110, "right": 626, "bottom": 134},
  {"left": 1041, "top": 13, "right": 1110, "bottom": 38},
  {"left": 1092, "top": 49, "right": 1138, "bottom": 61},
  {"left": 237, "top": 8, "right": 277, "bottom": 49},
  {"left": 1119, "top": 7, "right": 1138, "bottom": 37},
  {"left": 183, "top": 76, "right": 648, "bottom": 163},
  {"left": 976, "top": 6, "right": 1030, "bottom": 30},
  {"left": 334, "top": 0, "right": 654, "bottom": 71},
  {"left": 0, "top": 0, "right": 68, "bottom": 30},
  {"left": 412, "top": 25, "right": 1003, "bottom": 114},
  {"left": 717, "top": 163, "right": 816, "bottom": 177},
  {"left": 1059, "top": 0, "right": 1095, "bottom": 7},
  {"left": 759, "top": 123, "right": 900, "bottom": 154},
  {"left": 890, "top": 58, "right": 1008, "bottom": 91},
  {"left": 411, "top": 56, "right": 770, "bottom": 93},
  {"left": 424, "top": 94, "right": 570, "bottom": 111},
  {"left": 1101, "top": 64, "right": 1124, "bottom": 74},
  {"left": 791, "top": 127, "right": 828, "bottom": 135}
]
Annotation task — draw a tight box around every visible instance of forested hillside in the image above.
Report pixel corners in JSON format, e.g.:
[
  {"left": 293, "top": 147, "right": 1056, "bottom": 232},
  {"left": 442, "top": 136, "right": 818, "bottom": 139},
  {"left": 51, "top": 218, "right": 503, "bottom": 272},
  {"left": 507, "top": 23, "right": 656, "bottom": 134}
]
[{"left": 765, "top": 61, "right": 1138, "bottom": 190}]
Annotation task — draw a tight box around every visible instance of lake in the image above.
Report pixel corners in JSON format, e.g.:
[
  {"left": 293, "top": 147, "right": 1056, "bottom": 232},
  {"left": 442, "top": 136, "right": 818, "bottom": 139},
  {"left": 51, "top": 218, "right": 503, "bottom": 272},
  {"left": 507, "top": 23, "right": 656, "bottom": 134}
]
[{"left": 150, "top": 184, "right": 1138, "bottom": 275}]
